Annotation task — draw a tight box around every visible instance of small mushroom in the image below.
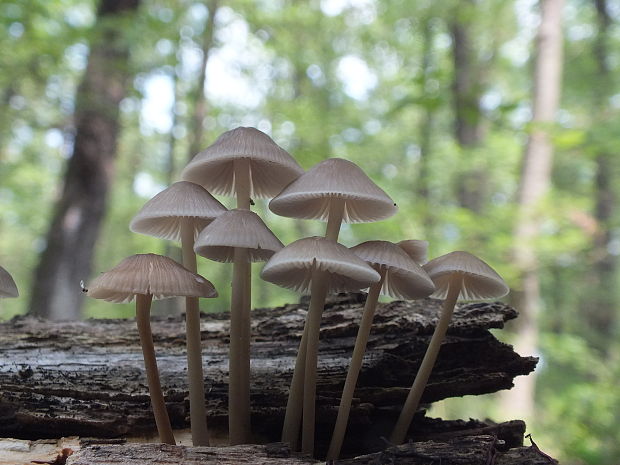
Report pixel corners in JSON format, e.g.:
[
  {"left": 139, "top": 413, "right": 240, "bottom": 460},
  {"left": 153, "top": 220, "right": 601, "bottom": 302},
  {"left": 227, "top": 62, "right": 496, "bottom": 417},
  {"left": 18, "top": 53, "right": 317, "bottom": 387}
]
[
  {"left": 390, "top": 251, "right": 509, "bottom": 444},
  {"left": 397, "top": 239, "right": 429, "bottom": 264},
  {"left": 261, "top": 236, "right": 381, "bottom": 455},
  {"left": 182, "top": 127, "right": 303, "bottom": 443},
  {"left": 194, "top": 209, "right": 283, "bottom": 444},
  {"left": 86, "top": 254, "right": 217, "bottom": 445},
  {"left": 327, "top": 240, "right": 435, "bottom": 460},
  {"left": 269, "top": 158, "right": 397, "bottom": 450},
  {"left": 130, "top": 181, "right": 226, "bottom": 446},
  {"left": 0, "top": 266, "right": 19, "bottom": 298}
]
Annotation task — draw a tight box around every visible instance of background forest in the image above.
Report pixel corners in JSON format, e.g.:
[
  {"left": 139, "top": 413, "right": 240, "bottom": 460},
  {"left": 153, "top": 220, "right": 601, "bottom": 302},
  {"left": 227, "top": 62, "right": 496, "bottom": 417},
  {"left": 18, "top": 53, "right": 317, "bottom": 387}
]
[{"left": 0, "top": 0, "right": 618, "bottom": 463}]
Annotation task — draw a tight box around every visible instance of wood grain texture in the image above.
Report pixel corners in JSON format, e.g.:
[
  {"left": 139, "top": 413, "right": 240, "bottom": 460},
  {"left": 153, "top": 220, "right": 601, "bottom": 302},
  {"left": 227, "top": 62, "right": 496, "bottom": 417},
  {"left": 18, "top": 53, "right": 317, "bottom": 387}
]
[{"left": 0, "top": 293, "right": 537, "bottom": 457}]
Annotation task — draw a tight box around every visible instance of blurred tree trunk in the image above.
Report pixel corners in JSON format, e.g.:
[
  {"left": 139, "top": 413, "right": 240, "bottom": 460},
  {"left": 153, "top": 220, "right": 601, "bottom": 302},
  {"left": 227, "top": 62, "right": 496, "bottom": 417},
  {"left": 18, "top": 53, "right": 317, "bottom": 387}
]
[
  {"left": 587, "top": 0, "right": 618, "bottom": 347},
  {"left": 29, "top": 0, "right": 141, "bottom": 320},
  {"left": 504, "top": 0, "right": 564, "bottom": 419},
  {"left": 450, "top": 3, "right": 486, "bottom": 213}
]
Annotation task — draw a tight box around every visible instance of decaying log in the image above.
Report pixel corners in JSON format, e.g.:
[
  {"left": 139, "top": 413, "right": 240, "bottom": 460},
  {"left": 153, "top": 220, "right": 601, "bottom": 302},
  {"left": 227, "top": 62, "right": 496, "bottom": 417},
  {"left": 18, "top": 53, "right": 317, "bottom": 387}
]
[
  {"left": 0, "top": 294, "right": 538, "bottom": 459},
  {"left": 64, "top": 436, "right": 557, "bottom": 465}
]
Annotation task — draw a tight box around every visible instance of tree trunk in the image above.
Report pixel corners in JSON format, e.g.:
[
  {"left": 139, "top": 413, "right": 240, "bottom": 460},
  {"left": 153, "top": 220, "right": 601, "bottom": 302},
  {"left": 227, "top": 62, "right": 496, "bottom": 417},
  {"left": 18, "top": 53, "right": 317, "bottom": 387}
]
[
  {"left": 450, "top": 4, "right": 486, "bottom": 213},
  {"left": 504, "top": 0, "right": 564, "bottom": 420},
  {"left": 28, "top": 0, "right": 141, "bottom": 320},
  {"left": 587, "top": 0, "right": 617, "bottom": 347}
]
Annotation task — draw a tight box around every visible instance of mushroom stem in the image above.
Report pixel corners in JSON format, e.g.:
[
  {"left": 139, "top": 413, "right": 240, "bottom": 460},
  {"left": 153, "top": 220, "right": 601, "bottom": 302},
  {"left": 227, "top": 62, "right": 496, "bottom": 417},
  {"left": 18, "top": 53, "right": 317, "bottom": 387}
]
[
  {"left": 325, "top": 198, "right": 345, "bottom": 241},
  {"left": 180, "top": 221, "right": 210, "bottom": 446},
  {"left": 230, "top": 158, "right": 252, "bottom": 444},
  {"left": 281, "top": 319, "right": 308, "bottom": 449},
  {"left": 229, "top": 246, "right": 250, "bottom": 444},
  {"left": 327, "top": 268, "right": 387, "bottom": 460},
  {"left": 301, "top": 269, "right": 330, "bottom": 455},
  {"left": 135, "top": 293, "right": 176, "bottom": 445},
  {"left": 281, "top": 199, "right": 345, "bottom": 451},
  {"left": 390, "top": 274, "right": 463, "bottom": 445}
]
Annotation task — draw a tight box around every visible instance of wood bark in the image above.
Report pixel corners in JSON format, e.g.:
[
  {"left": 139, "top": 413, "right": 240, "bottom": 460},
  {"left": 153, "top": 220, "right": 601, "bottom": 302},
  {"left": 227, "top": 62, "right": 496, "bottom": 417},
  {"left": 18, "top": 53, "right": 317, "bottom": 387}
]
[
  {"left": 0, "top": 294, "right": 536, "bottom": 459},
  {"left": 29, "top": 0, "right": 141, "bottom": 320},
  {"left": 506, "top": 0, "right": 564, "bottom": 420}
]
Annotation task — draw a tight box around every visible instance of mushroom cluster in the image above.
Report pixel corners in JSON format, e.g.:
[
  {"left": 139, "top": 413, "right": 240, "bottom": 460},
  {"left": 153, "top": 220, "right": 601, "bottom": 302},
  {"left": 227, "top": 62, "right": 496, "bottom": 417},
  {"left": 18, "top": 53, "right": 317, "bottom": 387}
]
[{"left": 82, "top": 126, "right": 508, "bottom": 458}]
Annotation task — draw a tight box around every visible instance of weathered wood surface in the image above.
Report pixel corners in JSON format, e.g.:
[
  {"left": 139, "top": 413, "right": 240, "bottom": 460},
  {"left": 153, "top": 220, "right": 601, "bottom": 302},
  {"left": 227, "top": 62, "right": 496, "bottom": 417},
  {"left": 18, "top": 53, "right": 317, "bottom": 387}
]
[
  {"left": 64, "top": 436, "right": 557, "bottom": 465},
  {"left": 0, "top": 293, "right": 537, "bottom": 457}
]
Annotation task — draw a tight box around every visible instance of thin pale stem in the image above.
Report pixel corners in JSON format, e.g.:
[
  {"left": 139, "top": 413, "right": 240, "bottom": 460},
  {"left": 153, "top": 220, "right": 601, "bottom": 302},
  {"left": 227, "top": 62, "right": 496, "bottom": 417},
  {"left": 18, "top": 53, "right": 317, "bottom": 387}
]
[
  {"left": 327, "top": 268, "right": 386, "bottom": 460},
  {"left": 180, "top": 221, "right": 209, "bottom": 446},
  {"left": 136, "top": 293, "right": 175, "bottom": 445},
  {"left": 390, "top": 274, "right": 463, "bottom": 444},
  {"left": 325, "top": 198, "right": 345, "bottom": 241},
  {"left": 228, "top": 158, "right": 252, "bottom": 444},
  {"left": 229, "top": 247, "right": 250, "bottom": 444},
  {"left": 281, "top": 199, "right": 345, "bottom": 451},
  {"left": 301, "top": 269, "right": 330, "bottom": 455}
]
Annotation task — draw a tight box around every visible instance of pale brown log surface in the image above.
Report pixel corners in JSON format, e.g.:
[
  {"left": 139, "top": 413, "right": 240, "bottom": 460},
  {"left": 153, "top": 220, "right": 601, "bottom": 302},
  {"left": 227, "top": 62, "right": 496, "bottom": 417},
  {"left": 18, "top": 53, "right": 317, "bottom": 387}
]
[
  {"left": 64, "top": 437, "right": 557, "bottom": 465},
  {"left": 0, "top": 294, "right": 537, "bottom": 457}
]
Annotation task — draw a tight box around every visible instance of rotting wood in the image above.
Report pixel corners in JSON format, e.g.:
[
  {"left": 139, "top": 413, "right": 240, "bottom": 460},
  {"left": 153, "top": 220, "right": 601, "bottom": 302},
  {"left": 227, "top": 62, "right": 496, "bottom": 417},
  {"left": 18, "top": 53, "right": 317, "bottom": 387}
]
[{"left": 0, "top": 293, "right": 537, "bottom": 458}]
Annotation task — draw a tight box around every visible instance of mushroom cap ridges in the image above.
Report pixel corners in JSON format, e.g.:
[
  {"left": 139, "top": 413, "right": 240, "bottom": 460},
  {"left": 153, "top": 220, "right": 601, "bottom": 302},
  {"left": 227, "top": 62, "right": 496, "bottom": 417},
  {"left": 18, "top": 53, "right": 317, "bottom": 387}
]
[
  {"left": 194, "top": 209, "right": 284, "bottom": 263},
  {"left": 397, "top": 239, "right": 429, "bottom": 265},
  {"left": 423, "top": 251, "right": 509, "bottom": 301},
  {"left": 87, "top": 254, "right": 217, "bottom": 303},
  {"left": 181, "top": 127, "right": 304, "bottom": 198},
  {"left": 130, "top": 181, "right": 227, "bottom": 242},
  {"left": 0, "top": 266, "right": 18, "bottom": 298},
  {"left": 261, "top": 236, "right": 380, "bottom": 294},
  {"left": 269, "top": 158, "right": 397, "bottom": 223},
  {"left": 351, "top": 240, "right": 435, "bottom": 300}
]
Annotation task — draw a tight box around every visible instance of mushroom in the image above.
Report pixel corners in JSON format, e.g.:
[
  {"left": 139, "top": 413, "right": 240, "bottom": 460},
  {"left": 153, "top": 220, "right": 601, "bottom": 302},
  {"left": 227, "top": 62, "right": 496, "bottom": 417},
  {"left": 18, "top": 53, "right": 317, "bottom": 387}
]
[
  {"left": 397, "top": 239, "right": 429, "bottom": 265},
  {"left": 181, "top": 127, "right": 303, "bottom": 443},
  {"left": 194, "top": 209, "right": 284, "bottom": 444},
  {"left": 390, "top": 251, "right": 509, "bottom": 444},
  {"left": 86, "top": 254, "right": 217, "bottom": 445},
  {"left": 269, "top": 158, "right": 397, "bottom": 449},
  {"left": 0, "top": 266, "right": 19, "bottom": 298},
  {"left": 130, "top": 181, "right": 226, "bottom": 446},
  {"left": 327, "top": 240, "right": 435, "bottom": 460},
  {"left": 261, "top": 236, "right": 381, "bottom": 455}
]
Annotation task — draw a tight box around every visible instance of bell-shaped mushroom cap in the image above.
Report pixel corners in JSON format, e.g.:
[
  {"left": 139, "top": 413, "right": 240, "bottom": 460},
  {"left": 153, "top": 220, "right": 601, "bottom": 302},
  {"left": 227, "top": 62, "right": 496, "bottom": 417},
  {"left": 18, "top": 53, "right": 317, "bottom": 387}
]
[
  {"left": 87, "top": 254, "right": 218, "bottom": 304},
  {"left": 194, "top": 209, "right": 284, "bottom": 263},
  {"left": 351, "top": 241, "right": 435, "bottom": 300},
  {"left": 181, "top": 127, "right": 304, "bottom": 199},
  {"left": 269, "top": 158, "right": 397, "bottom": 223},
  {"left": 423, "top": 251, "right": 509, "bottom": 301},
  {"left": 130, "top": 181, "right": 227, "bottom": 242},
  {"left": 261, "top": 236, "right": 380, "bottom": 294},
  {"left": 0, "top": 266, "right": 19, "bottom": 298},
  {"left": 397, "top": 240, "right": 429, "bottom": 265}
]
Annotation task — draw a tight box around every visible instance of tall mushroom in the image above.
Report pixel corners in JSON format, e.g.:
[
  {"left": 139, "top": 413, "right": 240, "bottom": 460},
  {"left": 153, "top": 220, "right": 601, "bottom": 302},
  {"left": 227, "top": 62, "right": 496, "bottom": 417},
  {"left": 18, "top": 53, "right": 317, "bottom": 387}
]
[
  {"left": 327, "top": 240, "right": 435, "bottom": 460},
  {"left": 130, "top": 181, "right": 226, "bottom": 446},
  {"left": 390, "top": 250, "right": 509, "bottom": 444},
  {"left": 0, "top": 266, "right": 19, "bottom": 298},
  {"left": 269, "top": 158, "right": 397, "bottom": 450},
  {"left": 181, "top": 127, "right": 303, "bottom": 443},
  {"left": 86, "top": 254, "right": 217, "bottom": 445},
  {"left": 194, "top": 208, "right": 284, "bottom": 444},
  {"left": 261, "top": 236, "right": 381, "bottom": 455}
]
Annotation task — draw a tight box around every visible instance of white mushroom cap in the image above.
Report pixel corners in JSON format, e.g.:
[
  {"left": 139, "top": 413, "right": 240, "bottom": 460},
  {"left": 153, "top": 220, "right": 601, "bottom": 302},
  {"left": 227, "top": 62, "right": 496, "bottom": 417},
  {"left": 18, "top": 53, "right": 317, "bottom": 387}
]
[
  {"left": 194, "top": 209, "right": 284, "bottom": 263},
  {"left": 181, "top": 127, "right": 304, "bottom": 198},
  {"left": 129, "top": 181, "right": 227, "bottom": 242},
  {"left": 87, "top": 254, "right": 217, "bottom": 303},
  {"left": 0, "top": 266, "right": 18, "bottom": 298},
  {"left": 351, "top": 241, "right": 435, "bottom": 300},
  {"left": 397, "top": 240, "right": 429, "bottom": 265},
  {"left": 269, "top": 158, "right": 397, "bottom": 223},
  {"left": 261, "top": 236, "right": 380, "bottom": 294},
  {"left": 423, "top": 251, "right": 509, "bottom": 301}
]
